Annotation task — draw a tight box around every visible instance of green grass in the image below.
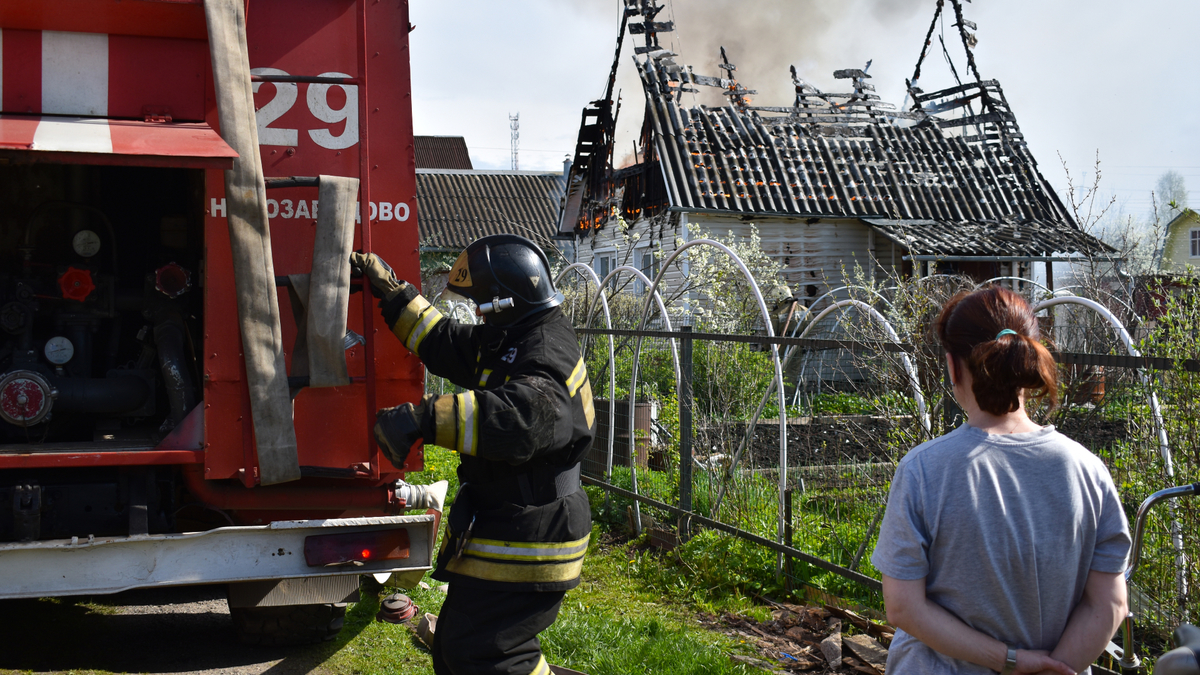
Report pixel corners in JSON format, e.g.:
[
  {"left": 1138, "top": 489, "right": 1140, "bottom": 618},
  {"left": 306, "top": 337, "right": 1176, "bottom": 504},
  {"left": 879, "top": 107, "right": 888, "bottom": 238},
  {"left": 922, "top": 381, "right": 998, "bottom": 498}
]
[
  {"left": 316, "top": 445, "right": 770, "bottom": 675},
  {"left": 308, "top": 537, "right": 767, "bottom": 675},
  {"left": 598, "top": 463, "right": 888, "bottom": 609}
]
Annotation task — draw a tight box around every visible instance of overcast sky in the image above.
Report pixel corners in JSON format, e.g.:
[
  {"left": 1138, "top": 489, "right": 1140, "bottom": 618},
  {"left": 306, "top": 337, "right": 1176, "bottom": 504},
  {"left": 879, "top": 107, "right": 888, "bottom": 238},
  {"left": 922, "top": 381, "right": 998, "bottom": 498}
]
[{"left": 409, "top": 0, "right": 1199, "bottom": 222}]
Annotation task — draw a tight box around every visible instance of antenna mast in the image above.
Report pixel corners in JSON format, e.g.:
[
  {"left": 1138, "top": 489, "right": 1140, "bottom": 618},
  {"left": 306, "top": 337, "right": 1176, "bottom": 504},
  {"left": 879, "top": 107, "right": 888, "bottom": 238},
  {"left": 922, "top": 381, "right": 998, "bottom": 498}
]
[{"left": 509, "top": 113, "right": 520, "bottom": 170}]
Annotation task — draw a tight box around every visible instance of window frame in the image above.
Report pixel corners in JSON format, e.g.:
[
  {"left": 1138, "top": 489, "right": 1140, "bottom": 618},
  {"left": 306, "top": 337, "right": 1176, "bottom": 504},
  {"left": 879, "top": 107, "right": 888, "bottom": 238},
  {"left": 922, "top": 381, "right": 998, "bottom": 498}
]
[
  {"left": 634, "top": 244, "right": 660, "bottom": 294},
  {"left": 592, "top": 247, "right": 616, "bottom": 283}
]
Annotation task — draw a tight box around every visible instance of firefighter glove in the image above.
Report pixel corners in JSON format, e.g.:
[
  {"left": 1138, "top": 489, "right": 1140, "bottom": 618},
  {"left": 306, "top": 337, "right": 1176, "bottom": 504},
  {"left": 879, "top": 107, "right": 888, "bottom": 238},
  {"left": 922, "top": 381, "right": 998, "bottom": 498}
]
[
  {"left": 374, "top": 397, "right": 432, "bottom": 469},
  {"left": 350, "top": 251, "right": 407, "bottom": 301}
]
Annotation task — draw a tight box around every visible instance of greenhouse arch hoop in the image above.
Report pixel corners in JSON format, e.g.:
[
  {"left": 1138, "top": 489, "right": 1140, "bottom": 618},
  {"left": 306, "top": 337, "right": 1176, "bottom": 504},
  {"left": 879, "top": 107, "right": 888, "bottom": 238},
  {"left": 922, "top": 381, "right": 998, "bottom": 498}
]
[
  {"left": 1033, "top": 295, "right": 1185, "bottom": 603},
  {"left": 631, "top": 238, "right": 789, "bottom": 555},
  {"left": 555, "top": 263, "right": 619, "bottom": 479}
]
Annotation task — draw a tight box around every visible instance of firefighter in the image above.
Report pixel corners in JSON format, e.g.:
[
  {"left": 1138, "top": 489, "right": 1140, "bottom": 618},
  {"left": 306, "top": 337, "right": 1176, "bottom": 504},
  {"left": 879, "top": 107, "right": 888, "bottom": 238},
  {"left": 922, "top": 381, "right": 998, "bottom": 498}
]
[{"left": 351, "top": 234, "right": 595, "bottom": 675}]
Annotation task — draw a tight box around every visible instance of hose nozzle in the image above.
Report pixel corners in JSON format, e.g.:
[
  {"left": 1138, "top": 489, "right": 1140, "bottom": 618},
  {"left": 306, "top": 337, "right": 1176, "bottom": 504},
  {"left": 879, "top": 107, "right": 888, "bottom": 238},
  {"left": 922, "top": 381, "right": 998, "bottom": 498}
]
[{"left": 394, "top": 480, "right": 449, "bottom": 511}]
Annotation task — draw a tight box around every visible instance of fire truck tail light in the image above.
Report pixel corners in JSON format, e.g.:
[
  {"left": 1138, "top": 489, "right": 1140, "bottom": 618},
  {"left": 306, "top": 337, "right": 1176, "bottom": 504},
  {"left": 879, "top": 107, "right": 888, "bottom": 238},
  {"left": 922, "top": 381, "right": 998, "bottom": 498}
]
[{"left": 304, "top": 529, "right": 411, "bottom": 567}]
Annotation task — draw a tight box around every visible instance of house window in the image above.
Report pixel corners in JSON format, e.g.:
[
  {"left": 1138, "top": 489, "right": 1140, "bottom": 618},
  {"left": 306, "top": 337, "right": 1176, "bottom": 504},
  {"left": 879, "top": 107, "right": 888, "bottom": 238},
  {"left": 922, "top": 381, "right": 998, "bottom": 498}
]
[
  {"left": 594, "top": 253, "right": 612, "bottom": 281},
  {"left": 636, "top": 249, "right": 660, "bottom": 294},
  {"left": 1191, "top": 229, "right": 1200, "bottom": 257}
]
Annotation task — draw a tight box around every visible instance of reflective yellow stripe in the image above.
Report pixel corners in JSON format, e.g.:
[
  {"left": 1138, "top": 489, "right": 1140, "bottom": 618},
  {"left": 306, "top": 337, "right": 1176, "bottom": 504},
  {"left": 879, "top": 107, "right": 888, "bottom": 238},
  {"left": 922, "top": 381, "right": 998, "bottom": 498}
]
[
  {"left": 528, "top": 655, "right": 551, "bottom": 675},
  {"left": 580, "top": 377, "right": 595, "bottom": 429},
  {"left": 433, "top": 395, "right": 457, "bottom": 449},
  {"left": 445, "top": 553, "right": 586, "bottom": 584},
  {"left": 464, "top": 535, "right": 590, "bottom": 562},
  {"left": 565, "top": 357, "right": 587, "bottom": 397},
  {"left": 456, "top": 391, "right": 478, "bottom": 456},
  {"left": 391, "top": 294, "right": 431, "bottom": 341},
  {"left": 405, "top": 306, "right": 443, "bottom": 352},
  {"left": 478, "top": 368, "right": 492, "bottom": 388}
]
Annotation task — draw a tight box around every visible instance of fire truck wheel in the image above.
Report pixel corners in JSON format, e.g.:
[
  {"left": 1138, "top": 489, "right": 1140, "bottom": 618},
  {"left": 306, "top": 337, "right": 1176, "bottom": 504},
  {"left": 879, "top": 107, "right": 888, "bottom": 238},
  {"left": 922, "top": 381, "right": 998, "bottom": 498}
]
[{"left": 229, "top": 602, "right": 347, "bottom": 646}]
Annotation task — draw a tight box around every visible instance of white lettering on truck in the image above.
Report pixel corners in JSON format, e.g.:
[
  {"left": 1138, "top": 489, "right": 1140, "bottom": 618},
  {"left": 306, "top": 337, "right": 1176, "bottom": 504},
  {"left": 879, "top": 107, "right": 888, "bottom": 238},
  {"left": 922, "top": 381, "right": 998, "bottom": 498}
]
[{"left": 210, "top": 198, "right": 409, "bottom": 222}]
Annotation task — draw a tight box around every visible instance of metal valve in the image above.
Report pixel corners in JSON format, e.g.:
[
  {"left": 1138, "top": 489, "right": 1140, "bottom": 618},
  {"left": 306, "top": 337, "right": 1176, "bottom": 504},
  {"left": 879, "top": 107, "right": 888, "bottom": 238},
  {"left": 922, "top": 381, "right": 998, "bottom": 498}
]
[{"left": 478, "top": 297, "right": 515, "bottom": 315}]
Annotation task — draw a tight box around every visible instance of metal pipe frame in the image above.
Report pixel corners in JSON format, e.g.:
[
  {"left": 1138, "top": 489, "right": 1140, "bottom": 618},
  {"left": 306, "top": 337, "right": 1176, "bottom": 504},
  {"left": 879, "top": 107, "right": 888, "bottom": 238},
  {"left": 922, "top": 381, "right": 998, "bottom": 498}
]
[
  {"left": 636, "top": 239, "right": 788, "bottom": 561},
  {"left": 794, "top": 300, "right": 930, "bottom": 436},
  {"left": 786, "top": 285, "right": 897, "bottom": 408},
  {"left": 1033, "top": 295, "right": 1187, "bottom": 647},
  {"left": 904, "top": 255, "right": 1125, "bottom": 263},
  {"left": 974, "top": 276, "right": 1055, "bottom": 297},
  {"left": 586, "top": 264, "right": 678, "bottom": 531},
  {"left": 1119, "top": 483, "right": 1200, "bottom": 670},
  {"left": 355, "top": 0, "right": 379, "bottom": 480},
  {"left": 554, "top": 264, "right": 618, "bottom": 480}
]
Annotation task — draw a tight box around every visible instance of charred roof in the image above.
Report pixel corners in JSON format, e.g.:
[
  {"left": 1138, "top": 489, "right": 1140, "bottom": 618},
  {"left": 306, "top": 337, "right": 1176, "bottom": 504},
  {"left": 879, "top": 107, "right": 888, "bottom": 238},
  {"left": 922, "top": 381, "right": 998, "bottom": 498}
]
[{"left": 559, "top": 0, "right": 1112, "bottom": 259}]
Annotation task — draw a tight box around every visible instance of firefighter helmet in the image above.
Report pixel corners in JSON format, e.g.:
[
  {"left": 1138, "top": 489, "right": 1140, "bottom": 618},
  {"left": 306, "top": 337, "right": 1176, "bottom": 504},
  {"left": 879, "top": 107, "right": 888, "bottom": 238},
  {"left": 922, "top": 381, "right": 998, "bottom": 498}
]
[{"left": 446, "top": 234, "right": 563, "bottom": 326}]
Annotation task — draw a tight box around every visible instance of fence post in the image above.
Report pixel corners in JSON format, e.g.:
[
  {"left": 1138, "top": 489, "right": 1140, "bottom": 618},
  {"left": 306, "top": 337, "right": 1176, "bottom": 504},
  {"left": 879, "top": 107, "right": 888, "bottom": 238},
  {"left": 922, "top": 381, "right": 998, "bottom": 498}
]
[
  {"left": 941, "top": 345, "right": 962, "bottom": 432},
  {"left": 784, "top": 486, "right": 794, "bottom": 594},
  {"left": 679, "top": 325, "right": 693, "bottom": 542}
]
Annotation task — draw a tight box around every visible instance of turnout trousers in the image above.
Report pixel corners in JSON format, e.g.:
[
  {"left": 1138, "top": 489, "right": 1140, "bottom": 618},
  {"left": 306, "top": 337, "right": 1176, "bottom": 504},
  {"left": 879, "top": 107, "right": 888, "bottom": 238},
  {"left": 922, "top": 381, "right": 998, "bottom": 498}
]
[{"left": 431, "top": 584, "right": 565, "bottom": 675}]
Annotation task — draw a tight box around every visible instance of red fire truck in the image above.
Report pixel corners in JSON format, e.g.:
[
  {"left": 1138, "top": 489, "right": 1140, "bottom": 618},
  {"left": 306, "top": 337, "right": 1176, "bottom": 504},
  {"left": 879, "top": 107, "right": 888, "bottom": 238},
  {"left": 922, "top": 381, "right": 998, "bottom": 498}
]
[{"left": 0, "top": 0, "right": 436, "bottom": 644}]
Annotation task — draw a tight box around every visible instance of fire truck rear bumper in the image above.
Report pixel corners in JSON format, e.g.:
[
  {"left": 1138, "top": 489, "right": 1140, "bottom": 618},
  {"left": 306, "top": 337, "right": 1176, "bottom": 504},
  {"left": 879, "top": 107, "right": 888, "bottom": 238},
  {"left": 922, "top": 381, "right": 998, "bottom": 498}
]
[{"left": 0, "top": 514, "right": 435, "bottom": 600}]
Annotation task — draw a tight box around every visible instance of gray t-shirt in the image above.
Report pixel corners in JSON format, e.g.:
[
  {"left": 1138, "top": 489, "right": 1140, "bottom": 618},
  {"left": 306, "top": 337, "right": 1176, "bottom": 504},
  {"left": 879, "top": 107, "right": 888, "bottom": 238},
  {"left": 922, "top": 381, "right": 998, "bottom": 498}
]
[{"left": 871, "top": 424, "right": 1130, "bottom": 674}]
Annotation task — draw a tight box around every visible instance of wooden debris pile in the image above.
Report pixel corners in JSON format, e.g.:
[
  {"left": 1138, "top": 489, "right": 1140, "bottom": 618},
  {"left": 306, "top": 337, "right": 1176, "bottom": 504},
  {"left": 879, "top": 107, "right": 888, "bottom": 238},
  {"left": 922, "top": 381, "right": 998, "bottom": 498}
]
[{"left": 703, "top": 603, "right": 893, "bottom": 673}]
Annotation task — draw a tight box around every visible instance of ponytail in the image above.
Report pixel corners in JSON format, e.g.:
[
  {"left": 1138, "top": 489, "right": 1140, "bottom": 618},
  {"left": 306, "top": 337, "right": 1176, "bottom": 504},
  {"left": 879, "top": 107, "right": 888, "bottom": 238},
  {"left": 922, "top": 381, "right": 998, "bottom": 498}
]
[
  {"left": 936, "top": 286, "right": 1058, "bottom": 416},
  {"left": 969, "top": 332, "right": 1058, "bottom": 415}
]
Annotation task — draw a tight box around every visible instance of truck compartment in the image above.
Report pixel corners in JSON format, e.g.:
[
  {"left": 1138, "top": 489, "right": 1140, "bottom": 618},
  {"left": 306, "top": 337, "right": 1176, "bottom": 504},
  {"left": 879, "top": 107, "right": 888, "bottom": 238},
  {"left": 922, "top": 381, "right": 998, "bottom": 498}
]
[
  {"left": 0, "top": 163, "right": 204, "bottom": 445},
  {"left": 0, "top": 163, "right": 203, "bottom": 542}
]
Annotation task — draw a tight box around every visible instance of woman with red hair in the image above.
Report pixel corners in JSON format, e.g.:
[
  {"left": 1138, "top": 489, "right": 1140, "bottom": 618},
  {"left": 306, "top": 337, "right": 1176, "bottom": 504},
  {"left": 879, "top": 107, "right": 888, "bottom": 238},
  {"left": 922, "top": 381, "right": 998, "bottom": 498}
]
[{"left": 873, "top": 286, "right": 1130, "bottom": 674}]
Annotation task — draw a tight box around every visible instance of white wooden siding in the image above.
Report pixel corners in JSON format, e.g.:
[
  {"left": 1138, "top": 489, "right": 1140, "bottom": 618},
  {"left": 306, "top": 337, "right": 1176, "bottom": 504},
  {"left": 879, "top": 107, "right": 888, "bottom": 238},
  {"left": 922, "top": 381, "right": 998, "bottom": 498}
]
[{"left": 571, "top": 214, "right": 905, "bottom": 304}]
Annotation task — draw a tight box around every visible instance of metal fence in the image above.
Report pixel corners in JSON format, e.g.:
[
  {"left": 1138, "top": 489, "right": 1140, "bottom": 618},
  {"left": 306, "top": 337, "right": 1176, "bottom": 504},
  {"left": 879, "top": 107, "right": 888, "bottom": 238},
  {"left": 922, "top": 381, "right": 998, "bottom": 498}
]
[{"left": 557, "top": 276, "right": 1199, "bottom": 637}]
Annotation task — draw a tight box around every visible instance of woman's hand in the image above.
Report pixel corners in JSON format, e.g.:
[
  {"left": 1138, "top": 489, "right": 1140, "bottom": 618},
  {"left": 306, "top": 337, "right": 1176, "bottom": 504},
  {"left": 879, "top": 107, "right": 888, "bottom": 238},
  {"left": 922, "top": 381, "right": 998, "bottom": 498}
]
[
  {"left": 1017, "top": 649, "right": 1075, "bottom": 675},
  {"left": 882, "top": 575, "right": 1078, "bottom": 674}
]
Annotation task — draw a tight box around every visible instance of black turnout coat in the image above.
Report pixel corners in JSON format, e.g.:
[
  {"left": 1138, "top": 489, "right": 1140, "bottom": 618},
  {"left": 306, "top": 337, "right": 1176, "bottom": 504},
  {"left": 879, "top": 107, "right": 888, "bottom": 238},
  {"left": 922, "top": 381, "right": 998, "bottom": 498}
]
[{"left": 386, "top": 292, "right": 595, "bottom": 592}]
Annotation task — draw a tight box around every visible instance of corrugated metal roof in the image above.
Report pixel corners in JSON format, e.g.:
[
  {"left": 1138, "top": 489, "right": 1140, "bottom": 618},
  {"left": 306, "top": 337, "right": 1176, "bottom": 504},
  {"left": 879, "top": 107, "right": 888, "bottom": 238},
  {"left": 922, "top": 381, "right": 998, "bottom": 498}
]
[
  {"left": 414, "top": 136, "right": 473, "bottom": 170},
  {"left": 417, "top": 169, "right": 566, "bottom": 251},
  {"left": 628, "top": 51, "right": 1110, "bottom": 257},
  {"left": 863, "top": 218, "right": 1106, "bottom": 258}
]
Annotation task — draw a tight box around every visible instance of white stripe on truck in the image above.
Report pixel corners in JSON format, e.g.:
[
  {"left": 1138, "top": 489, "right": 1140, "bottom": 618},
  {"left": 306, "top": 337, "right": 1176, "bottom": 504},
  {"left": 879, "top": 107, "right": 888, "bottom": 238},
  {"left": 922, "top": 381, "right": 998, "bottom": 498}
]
[{"left": 32, "top": 117, "right": 112, "bottom": 153}]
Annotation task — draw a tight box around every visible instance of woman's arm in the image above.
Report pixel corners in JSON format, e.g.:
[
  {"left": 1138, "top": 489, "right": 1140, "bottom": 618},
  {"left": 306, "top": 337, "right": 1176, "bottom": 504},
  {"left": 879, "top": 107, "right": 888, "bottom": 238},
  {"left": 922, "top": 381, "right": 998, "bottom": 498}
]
[
  {"left": 882, "top": 575, "right": 1075, "bottom": 674},
  {"left": 1047, "top": 570, "right": 1127, "bottom": 672}
]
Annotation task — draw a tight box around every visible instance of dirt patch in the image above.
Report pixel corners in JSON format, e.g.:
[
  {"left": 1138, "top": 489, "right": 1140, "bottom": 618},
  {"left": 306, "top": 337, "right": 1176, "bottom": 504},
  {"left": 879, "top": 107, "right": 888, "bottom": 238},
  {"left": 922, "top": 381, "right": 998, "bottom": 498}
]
[
  {"left": 1055, "top": 416, "right": 1129, "bottom": 450},
  {"left": 698, "top": 414, "right": 1131, "bottom": 470},
  {"left": 698, "top": 602, "right": 893, "bottom": 673},
  {"left": 696, "top": 417, "right": 903, "bottom": 468}
]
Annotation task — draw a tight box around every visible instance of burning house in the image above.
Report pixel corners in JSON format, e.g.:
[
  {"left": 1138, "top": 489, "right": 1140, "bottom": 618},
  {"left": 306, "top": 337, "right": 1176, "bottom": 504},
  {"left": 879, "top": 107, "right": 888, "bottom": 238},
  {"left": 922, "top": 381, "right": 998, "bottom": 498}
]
[{"left": 559, "top": 0, "right": 1113, "bottom": 302}]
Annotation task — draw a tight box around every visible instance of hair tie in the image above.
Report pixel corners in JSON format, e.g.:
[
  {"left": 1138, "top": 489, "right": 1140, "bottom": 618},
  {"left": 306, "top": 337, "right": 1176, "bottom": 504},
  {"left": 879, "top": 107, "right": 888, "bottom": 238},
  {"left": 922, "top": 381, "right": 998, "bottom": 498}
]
[{"left": 995, "top": 329, "right": 1019, "bottom": 340}]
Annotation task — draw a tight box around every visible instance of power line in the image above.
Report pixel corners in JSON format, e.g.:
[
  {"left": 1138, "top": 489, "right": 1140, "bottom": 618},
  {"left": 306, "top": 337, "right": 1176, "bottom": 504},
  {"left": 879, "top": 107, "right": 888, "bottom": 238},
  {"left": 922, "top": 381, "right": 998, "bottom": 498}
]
[{"left": 473, "top": 146, "right": 571, "bottom": 154}]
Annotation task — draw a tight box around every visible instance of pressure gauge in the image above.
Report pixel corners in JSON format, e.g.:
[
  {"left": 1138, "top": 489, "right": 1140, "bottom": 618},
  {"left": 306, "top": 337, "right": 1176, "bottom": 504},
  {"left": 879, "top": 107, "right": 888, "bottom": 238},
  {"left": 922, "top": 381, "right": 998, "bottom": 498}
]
[
  {"left": 44, "top": 336, "right": 74, "bottom": 365},
  {"left": 72, "top": 230, "right": 101, "bottom": 258}
]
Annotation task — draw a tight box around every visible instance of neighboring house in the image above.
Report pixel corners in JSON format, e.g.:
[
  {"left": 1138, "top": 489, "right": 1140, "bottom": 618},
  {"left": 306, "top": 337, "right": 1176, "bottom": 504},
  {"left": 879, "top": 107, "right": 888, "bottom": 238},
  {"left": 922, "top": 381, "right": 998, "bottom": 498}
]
[
  {"left": 558, "top": 2, "right": 1112, "bottom": 305},
  {"left": 416, "top": 168, "right": 567, "bottom": 296},
  {"left": 1159, "top": 208, "right": 1200, "bottom": 273},
  {"left": 414, "top": 135, "right": 473, "bottom": 170}
]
